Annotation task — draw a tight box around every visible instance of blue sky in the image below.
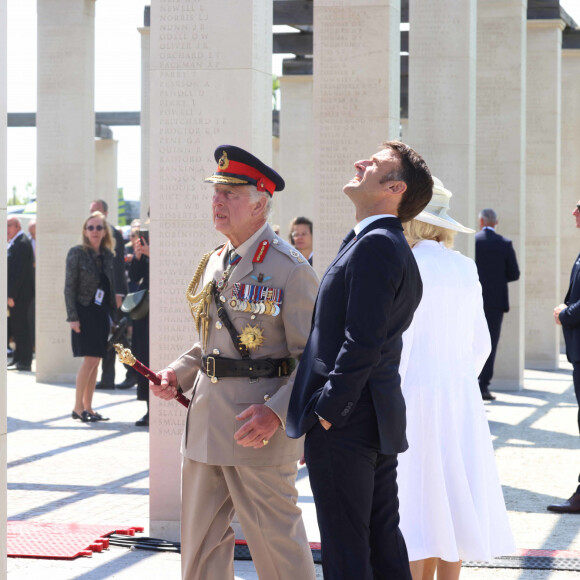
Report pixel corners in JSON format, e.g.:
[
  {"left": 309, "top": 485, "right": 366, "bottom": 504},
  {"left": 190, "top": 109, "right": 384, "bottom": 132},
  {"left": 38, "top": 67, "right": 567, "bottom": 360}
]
[{"left": 6, "top": 0, "right": 580, "bottom": 203}]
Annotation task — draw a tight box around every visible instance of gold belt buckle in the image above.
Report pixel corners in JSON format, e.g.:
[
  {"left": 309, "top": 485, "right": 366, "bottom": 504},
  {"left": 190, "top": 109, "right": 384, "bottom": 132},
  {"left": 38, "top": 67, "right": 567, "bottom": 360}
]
[{"left": 206, "top": 356, "right": 218, "bottom": 383}]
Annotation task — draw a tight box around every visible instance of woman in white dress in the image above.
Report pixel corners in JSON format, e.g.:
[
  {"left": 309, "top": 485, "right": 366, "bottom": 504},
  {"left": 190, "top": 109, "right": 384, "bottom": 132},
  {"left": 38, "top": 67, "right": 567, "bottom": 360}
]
[{"left": 397, "top": 177, "right": 515, "bottom": 580}]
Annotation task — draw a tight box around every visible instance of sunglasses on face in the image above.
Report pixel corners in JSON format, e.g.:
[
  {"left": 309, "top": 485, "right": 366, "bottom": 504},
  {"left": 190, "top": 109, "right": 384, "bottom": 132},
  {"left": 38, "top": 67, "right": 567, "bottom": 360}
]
[{"left": 86, "top": 225, "right": 104, "bottom": 231}]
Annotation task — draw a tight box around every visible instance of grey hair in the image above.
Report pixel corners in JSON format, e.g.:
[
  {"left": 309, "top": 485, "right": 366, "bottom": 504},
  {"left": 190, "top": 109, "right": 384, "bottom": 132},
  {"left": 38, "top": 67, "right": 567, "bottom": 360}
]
[
  {"left": 248, "top": 186, "right": 273, "bottom": 219},
  {"left": 479, "top": 208, "right": 497, "bottom": 225}
]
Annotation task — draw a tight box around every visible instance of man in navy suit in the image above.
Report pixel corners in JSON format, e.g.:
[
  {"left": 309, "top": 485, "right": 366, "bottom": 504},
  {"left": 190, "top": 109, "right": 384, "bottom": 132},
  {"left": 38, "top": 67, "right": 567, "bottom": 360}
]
[
  {"left": 475, "top": 209, "right": 520, "bottom": 400},
  {"left": 7, "top": 216, "right": 35, "bottom": 371},
  {"left": 287, "top": 141, "right": 433, "bottom": 579},
  {"left": 550, "top": 200, "right": 580, "bottom": 514}
]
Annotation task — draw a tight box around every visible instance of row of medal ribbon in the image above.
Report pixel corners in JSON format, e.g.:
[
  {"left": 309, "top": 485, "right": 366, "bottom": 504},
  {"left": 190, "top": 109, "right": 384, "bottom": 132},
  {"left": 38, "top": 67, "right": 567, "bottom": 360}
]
[{"left": 229, "top": 283, "right": 283, "bottom": 316}]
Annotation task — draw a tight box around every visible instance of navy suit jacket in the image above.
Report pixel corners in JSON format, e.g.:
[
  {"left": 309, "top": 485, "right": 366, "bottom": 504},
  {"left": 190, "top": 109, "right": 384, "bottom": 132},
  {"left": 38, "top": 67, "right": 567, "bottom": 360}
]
[
  {"left": 7, "top": 233, "right": 35, "bottom": 304},
  {"left": 560, "top": 252, "right": 580, "bottom": 363},
  {"left": 475, "top": 228, "right": 519, "bottom": 312},
  {"left": 286, "top": 217, "right": 422, "bottom": 455}
]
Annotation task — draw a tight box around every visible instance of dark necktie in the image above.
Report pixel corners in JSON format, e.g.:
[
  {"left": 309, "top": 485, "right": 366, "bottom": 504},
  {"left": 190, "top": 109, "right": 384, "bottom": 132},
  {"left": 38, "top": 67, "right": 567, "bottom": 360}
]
[
  {"left": 339, "top": 229, "right": 357, "bottom": 251},
  {"left": 216, "top": 250, "right": 240, "bottom": 293}
]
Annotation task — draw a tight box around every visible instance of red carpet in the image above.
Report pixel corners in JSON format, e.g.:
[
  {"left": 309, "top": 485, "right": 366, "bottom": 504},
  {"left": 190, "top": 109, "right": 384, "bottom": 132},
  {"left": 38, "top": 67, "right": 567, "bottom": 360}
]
[{"left": 7, "top": 521, "right": 144, "bottom": 559}]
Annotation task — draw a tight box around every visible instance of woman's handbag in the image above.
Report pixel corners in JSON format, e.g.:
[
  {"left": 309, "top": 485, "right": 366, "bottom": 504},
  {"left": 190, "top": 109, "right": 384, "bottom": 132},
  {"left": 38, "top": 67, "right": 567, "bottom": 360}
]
[{"left": 121, "top": 289, "right": 149, "bottom": 320}]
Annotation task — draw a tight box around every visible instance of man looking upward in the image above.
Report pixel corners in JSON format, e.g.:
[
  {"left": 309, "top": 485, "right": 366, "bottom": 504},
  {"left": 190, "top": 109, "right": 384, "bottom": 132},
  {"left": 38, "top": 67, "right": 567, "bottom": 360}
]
[{"left": 287, "top": 141, "right": 433, "bottom": 579}]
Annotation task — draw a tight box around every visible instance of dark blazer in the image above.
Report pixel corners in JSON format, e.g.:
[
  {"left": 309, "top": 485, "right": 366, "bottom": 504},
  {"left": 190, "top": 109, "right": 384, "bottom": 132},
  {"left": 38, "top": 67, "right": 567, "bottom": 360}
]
[
  {"left": 560, "top": 253, "right": 580, "bottom": 363},
  {"left": 64, "top": 245, "right": 116, "bottom": 322},
  {"left": 7, "top": 232, "right": 35, "bottom": 303},
  {"left": 110, "top": 222, "right": 128, "bottom": 296},
  {"left": 287, "top": 217, "right": 422, "bottom": 455},
  {"left": 475, "top": 228, "right": 520, "bottom": 312}
]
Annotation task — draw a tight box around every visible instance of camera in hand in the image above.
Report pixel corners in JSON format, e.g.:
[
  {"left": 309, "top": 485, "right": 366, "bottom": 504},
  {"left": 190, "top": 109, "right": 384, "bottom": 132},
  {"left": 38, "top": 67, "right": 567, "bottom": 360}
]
[{"left": 140, "top": 229, "right": 149, "bottom": 245}]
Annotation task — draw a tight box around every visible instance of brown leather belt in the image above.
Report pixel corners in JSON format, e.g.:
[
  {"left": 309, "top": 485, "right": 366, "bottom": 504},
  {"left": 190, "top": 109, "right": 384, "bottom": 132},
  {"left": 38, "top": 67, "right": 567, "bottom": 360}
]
[{"left": 201, "top": 356, "right": 295, "bottom": 380}]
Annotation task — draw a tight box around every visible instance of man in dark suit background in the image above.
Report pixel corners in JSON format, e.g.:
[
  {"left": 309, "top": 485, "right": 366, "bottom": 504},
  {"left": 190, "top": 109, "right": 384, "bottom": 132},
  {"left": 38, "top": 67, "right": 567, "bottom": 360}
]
[
  {"left": 7, "top": 216, "right": 35, "bottom": 371},
  {"left": 475, "top": 208, "right": 520, "bottom": 401},
  {"left": 287, "top": 141, "right": 433, "bottom": 579},
  {"left": 550, "top": 200, "right": 580, "bottom": 514},
  {"left": 88, "top": 199, "right": 133, "bottom": 390}
]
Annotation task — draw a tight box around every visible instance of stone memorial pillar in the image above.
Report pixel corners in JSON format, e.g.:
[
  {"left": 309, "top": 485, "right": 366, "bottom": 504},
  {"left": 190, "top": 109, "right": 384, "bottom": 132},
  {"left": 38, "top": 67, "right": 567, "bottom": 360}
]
[
  {"left": 139, "top": 8, "right": 150, "bottom": 223},
  {"left": 36, "top": 0, "right": 96, "bottom": 382},
  {"left": 407, "top": 0, "right": 477, "bottom": 257},
  {"left": 525, "top": 18, "right": 563, "bottom": 369},
  {"left": 475, "top": 0, "right": 526, "bottom": 390},
  {"left": 313, "top": 0, "right": 400, "bottom": 274},
  {"left": 1, "top": 0, "right": 7, "bottom": 571},
  {"left": 95, "top": 138, "right": 119, "bottom": 226},
  {"left": 278, "top": 75, "right": 314, "bottom": 238},
  {"left": 560, "top": 40, "right": 580, "bottom": 323},
  {"left": 149, "top": 0, "right": 273, "bottom": 540}
]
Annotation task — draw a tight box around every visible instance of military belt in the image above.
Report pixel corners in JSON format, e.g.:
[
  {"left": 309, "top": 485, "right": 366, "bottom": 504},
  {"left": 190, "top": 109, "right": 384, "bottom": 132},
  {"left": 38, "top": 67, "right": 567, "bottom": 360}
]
[{"left": 201, "top": 356, "right": 295, "bottom": 380}]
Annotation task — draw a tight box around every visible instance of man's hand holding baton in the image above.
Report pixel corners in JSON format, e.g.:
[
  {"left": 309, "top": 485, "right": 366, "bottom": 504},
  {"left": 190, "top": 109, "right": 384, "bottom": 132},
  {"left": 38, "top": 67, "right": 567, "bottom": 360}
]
[{"left": 114, "top": 344, "right": 190, "bottom": 408}]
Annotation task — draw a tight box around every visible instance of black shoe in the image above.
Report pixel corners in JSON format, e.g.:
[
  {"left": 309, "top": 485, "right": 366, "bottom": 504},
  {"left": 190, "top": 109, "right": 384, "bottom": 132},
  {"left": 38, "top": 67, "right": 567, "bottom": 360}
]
[
  {"left": 135, "top": 413, "right": 149, "bottom": 427},
  {"left": 95, "top": 382, "right": 115, "bottom": 390},
  {"left": 115, "top": 379, "right": 137, "bottom": 390},
  {"left": 547, "top": 491, "right": 580, "bottom": 513},
  {"left": 481, "top": 389, "right": 496, "bottom": 401},
  {"left": 72, "top": 410, "right": 91, "bottom": 423},
  {"left": 8, "top": 363, "right": 32, "bottom": 371},
  {"left": 88, "top": 411, "right": 109, "bottom": 422}
]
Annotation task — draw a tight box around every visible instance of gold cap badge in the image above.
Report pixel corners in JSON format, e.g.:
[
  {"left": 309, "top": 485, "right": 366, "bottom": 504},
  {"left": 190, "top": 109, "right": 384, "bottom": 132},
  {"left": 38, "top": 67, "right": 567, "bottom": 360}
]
[{"left": 218, "top": 151, "right": 229, "bottom": 170}]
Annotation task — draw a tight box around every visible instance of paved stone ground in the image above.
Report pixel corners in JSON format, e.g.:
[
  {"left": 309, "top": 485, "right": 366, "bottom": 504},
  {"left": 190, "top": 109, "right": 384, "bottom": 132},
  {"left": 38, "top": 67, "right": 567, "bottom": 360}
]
[{"left": 6, "top": 356, "right": 580, "bottom": 578}]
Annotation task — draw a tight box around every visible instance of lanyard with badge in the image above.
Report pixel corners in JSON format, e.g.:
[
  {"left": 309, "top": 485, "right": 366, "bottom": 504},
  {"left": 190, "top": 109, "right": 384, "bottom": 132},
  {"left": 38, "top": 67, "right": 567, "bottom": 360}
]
[{"left": 94, "top": 288, "right": 105, "bottom": 306}]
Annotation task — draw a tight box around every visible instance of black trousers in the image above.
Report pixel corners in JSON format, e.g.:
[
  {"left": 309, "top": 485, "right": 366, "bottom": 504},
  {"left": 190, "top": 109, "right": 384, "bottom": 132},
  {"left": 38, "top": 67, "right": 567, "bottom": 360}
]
[
  {"left": 305, "top": 392, "right": 411, "bottom": 580},
  {"left": 479, "top": 307, "right": 504, "bottom": 391},
  {"left": 8, "top": 298, "right": 33, "bottom": 366},
  {"left": 571, "top": 362, "right": 580, "bottom": 488}
]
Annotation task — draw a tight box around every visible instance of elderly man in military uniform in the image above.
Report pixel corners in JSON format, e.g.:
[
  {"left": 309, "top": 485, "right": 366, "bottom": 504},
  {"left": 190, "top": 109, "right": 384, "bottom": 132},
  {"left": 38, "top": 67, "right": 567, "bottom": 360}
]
[{"left": 151, "top": 145, "right": 318, "bottom": 580}]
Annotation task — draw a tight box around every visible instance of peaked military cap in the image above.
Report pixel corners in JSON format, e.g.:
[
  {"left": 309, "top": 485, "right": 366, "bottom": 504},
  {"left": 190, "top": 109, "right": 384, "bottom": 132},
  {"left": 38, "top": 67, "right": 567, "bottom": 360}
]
[{"left": 204, "top": 145, "right": 285, "bottom": 196}]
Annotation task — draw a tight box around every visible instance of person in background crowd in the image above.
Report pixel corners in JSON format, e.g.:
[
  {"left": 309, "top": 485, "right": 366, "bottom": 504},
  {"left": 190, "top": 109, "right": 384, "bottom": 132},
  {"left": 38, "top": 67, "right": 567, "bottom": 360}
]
[
  {"left": 150, "top": 145, "right": 318, "bottom": 580},
  {"left": 89, "top": 199, "right": 132, "bottom": 390},
  {"left": 27, "top": 219, "right": 36, "bottom": 356},
  {"left": 398, "top": 178, "right": 515, "bottom": 580},
  {"left": 475, "top": 208, "right": 520, "bottom": 401},
  {"left": 287, "top": 141, "right": 433, "bottom": 580},
  {"left": 289, "top": 216, "right": 314, "bottom": 265},
  {"left": 27, "top": 220, "right": 36, "bottom": 257},
  {"left": 7, "top": 216, "right": 35, "bottom": 371},
  {"left": 550, "top": 200, "right": 580, "bottom": 514},
  {"left": 64, "top": 211, "right": 116, "bottom": 422},
  {"left": 128, "top": 225, "right": 150, "bottom": 426}
]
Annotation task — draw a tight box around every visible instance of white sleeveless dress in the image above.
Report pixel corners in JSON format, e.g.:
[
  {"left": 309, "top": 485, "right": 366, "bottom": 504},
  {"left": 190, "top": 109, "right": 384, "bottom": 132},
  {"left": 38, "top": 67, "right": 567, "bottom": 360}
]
[{"left": 397, "top": 240, "right": 515, "bottom": 562}]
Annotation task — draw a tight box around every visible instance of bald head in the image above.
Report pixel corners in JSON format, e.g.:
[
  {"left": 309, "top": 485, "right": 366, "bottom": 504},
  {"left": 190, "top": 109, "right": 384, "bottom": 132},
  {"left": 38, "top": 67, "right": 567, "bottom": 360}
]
[{"left": 7, "top": 216, "right": 22, "bottom": 242}]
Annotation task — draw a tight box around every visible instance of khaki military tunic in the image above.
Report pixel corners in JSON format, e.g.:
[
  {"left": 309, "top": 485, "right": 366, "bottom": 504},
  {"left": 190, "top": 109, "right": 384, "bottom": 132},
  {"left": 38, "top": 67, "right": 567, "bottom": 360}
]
[{"left": 171, "top": 223, "right": 318, "bottom": 466}]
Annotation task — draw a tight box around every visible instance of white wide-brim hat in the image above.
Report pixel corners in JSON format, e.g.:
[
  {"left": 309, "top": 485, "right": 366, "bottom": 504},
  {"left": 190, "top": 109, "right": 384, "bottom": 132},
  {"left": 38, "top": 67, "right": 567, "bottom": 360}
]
[{"left": 414, "top": 177, "right": 475, "bottom": 233}]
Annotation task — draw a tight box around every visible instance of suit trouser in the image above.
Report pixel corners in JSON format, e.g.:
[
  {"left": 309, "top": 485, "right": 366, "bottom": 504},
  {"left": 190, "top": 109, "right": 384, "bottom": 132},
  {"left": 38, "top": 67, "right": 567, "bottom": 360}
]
[
  {"left": 8, "top": 299, "right": 33, "bottom": 366},
  {"left": 571, "top": 362, "right": 580, "bottom": 489},
  {"left": 479, "top": 307, "right": 504, "bottom": 391},
  {"left": 305, "top": 394, "right": 411, "bottom": 580},
  {"left": 181, "top": 458, "right": 315, "bottom": 580}
]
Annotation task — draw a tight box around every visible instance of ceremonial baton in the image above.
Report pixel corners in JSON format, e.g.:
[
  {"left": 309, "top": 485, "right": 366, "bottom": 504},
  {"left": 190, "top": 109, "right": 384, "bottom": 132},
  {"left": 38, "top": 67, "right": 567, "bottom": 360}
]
[{"left": 114, "top": 344, "right": 190, "bottom": 409}]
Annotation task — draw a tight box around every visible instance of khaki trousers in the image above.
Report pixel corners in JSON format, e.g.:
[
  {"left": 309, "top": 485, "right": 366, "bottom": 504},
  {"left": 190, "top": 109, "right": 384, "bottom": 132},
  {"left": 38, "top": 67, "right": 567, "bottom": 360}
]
[{"left": 181, "top": 458, "right": 316, "bottom": 580}]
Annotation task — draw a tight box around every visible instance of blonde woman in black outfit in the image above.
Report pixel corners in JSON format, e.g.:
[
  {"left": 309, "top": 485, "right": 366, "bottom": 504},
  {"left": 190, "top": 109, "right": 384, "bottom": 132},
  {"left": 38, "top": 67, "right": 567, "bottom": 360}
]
[{"left": 64, "top": 211, "right": 116, "bottom": 422}]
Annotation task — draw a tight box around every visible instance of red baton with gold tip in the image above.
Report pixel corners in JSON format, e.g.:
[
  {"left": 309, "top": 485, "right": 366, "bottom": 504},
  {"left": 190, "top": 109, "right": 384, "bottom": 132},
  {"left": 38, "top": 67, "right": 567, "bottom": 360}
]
[{"left": 114, "top": 344, "right": 190, "bottom": 409}]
